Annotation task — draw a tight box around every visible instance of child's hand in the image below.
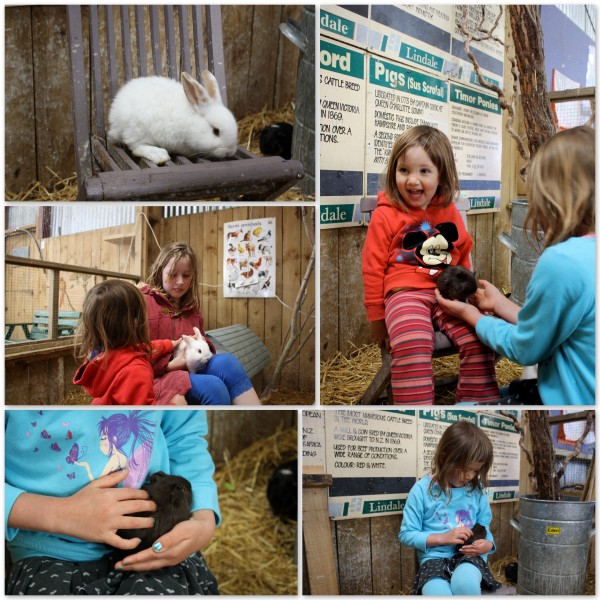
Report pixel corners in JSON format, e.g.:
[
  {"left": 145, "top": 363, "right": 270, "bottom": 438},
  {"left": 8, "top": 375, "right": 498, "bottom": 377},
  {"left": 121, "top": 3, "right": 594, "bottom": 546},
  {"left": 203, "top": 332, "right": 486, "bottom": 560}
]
[
  {"left": 115, "top": 509, "right": 216, "bottom": 571},
  {"left": 435, "top": 290, "right": 482, "bottom": 328},
  {"left": 439, "top": 527, "right": 473, "bottom": 547},
  {"left": 169, "top": 394, "right": 188, "bottom": 405},
  {"left": 459, "top": 538, "right": 493, "bottom": 556},
  {"left": 63, "top": 468, "right": 156, "bottom": 550},
  {"left": 166, "top": 341, "right": 187, "bottom": 372},
  {"left": 370, "top": 319, "right": 389, "bottom": 350}
]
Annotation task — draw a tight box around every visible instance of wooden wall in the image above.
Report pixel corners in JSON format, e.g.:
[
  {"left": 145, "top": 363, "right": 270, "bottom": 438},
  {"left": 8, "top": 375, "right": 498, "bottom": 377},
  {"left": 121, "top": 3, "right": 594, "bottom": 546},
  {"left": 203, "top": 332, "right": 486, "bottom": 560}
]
[
  {"left": 4, "top": 5, "right": 303, "bottom": 193},
  {"left": 304, "top": 501, "right": 519, "bottom": 595},
  {"left": 5, "top": 206, "right": 315, "bottom": 400}
]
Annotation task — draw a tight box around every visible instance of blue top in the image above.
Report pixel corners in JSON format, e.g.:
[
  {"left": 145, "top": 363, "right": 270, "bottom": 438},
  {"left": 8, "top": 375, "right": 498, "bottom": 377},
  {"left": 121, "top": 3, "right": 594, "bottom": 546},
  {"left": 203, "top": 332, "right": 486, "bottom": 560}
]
[
  {"left": 399, "top": 475, "right": 495, "bottom": 564},
  {"left": 5, "top": 409, "right": 220, "bottom": 563},
  {"left": 476, "top": 236, "right": 595, "bottom": 405}
]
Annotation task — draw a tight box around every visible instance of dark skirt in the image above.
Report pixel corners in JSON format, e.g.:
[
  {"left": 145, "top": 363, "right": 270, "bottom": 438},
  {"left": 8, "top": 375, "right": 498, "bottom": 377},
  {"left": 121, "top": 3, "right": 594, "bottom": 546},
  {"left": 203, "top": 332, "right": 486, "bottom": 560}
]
[
  {"left": 413, "top": 554, "right": 499, "bottom": 595},
  {"left": 6, "top": 552, "right": 219, "bottom": 595}
]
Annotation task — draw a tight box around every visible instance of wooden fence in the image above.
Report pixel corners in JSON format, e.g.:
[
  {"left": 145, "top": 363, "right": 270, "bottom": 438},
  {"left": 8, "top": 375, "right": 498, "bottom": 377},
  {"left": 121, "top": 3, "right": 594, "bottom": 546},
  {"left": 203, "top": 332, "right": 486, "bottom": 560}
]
[
  {"left": 5, "top": 206, "right": 315, "bottom": 401},
  {"left": 5, "top": 5, "right": 303, "bottom": 193}
]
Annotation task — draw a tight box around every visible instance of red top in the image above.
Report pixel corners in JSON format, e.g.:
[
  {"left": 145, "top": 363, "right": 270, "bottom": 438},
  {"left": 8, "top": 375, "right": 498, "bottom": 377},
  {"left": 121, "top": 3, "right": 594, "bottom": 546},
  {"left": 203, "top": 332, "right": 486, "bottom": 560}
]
[
  {"left": 140, "top": 284, "right": 215, "bottom": 403},
  {"left": 72, "top": 339, "right": 174, "bottom": 405},
  {"left": 362, "top": 191, "right": 473, "bottom": 321}
]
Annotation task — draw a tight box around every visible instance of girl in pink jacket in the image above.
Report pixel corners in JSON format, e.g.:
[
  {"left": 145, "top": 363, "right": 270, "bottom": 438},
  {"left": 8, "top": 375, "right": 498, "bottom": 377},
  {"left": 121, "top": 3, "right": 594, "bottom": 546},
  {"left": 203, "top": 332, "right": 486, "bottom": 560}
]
[{"left": 141, "top": 242, "right": 261, "bottom": 405}]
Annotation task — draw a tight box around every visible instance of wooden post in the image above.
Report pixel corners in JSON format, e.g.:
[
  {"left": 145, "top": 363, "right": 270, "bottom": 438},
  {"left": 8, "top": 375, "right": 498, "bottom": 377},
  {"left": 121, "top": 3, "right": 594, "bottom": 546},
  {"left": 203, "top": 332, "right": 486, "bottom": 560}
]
[{"left": 302, "top": 467, "right": 339, "bottom": 595}]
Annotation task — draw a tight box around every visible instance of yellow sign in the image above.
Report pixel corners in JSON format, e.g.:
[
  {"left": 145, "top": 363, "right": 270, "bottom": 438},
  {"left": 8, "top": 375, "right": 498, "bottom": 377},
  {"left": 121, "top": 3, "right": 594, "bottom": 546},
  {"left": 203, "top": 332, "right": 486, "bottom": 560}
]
[{"left": 546, "top": 526, "right": 561, "bottom": 535}]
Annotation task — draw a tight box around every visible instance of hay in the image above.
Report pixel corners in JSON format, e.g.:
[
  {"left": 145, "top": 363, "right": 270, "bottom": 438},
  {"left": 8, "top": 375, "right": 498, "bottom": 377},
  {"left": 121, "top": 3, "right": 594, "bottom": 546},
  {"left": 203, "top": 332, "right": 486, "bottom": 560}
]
[
  {"left": 204, "top": 426, "right": 297, "bottom": 595},
  {"left": 6, "top": 104, "right": 312, "bottom": 202},
  {"left": 320, "top": 343, "right": 524, "bottom": 405}
]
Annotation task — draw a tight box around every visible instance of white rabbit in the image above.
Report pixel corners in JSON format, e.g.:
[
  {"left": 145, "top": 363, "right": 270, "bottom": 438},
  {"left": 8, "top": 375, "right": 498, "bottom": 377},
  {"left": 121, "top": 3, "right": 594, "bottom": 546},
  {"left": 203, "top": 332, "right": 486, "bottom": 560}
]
[
  {"left": 107, "top": 71, "right": 238, "bottom": 165},
  {"left": 173, "top": 327, "right": 213, "bottom": 374}
]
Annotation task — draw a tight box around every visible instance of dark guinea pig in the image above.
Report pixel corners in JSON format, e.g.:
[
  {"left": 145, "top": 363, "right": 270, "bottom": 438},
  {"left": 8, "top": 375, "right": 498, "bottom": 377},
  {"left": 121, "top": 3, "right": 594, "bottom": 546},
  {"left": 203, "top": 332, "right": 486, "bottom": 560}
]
[
  {"left": 436, "top": 266, "right": 478, "bottom": 302},
  {"left": 116, "top": 471, "right": 193, "bottom": 552},
  {"left": 259, "top": 122, "right": 294, "bottom": 160},
  {"left": 266, "top": 458, "right": 298, "bottom": 521},
  {"left": 456, "top": 523, "right": 488, "bottom": 551}
]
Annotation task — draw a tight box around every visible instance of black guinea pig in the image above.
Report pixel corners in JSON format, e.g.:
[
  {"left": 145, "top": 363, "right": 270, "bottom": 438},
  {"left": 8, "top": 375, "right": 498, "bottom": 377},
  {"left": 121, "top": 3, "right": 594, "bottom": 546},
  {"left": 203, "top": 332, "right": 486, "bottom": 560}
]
[
  {"left": 116, "top": 471, "right": 192, "bottom": 552},
  {"left": 266, "top": 458, "right": 297, "bottom": 521},
  {"left": 456, "top": 523, "right": 487, "bottom": 551},
  {"left": 504, "top": 561, "right": 518, "bottom": 584},
  {"left": 259, "top": 122, "right": 294, "bottom": 160},
  {"left": 436, "top": 266, "right": 478, "bottom": 302}
]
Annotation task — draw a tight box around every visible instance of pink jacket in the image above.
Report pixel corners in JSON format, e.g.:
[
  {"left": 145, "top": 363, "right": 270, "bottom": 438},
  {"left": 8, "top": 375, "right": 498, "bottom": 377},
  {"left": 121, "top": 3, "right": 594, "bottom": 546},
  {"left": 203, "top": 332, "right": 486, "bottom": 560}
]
[{"left": 140, "top": 284, "right": 216, "bottom": 403}]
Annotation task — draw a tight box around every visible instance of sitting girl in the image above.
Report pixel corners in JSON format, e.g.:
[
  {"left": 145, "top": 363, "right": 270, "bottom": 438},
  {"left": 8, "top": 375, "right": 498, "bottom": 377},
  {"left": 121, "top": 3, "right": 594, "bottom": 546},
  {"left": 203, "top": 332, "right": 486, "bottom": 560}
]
[
  {"left": 140, "top": 241, "right": 261, "bottom": 405},
  {"left": 73, "top": 279, "right": 185, "bottom": 405}
]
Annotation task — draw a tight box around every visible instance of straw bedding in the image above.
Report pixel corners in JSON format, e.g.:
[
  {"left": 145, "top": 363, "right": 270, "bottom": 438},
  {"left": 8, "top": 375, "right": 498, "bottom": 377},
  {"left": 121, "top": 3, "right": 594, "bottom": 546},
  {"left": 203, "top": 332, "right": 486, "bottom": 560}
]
[
  {"left": 320, "top": 343, "right": 523, "bottom": 405},
  {"left": 204, "top": 426, "right": 298, "bottom": 595}
]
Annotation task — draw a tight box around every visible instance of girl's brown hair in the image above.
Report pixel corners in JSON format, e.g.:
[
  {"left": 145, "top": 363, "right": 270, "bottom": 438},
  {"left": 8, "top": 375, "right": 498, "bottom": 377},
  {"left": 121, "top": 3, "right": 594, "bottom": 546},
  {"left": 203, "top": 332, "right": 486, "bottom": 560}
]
[
  {"left": 76, "top": 279, "right": 151, "bottom": 360},
  {"left": 146, "top": 241, "right": 201, "bottom": 309},
  {"left": 525, "top": 125, "right": 595, "bottom": 250},
  {"left": 430, "top": 420, "right": 493, "bottom": 500},
  {"left": 384, "top": 125, "right": 460, "bottom": 211}
]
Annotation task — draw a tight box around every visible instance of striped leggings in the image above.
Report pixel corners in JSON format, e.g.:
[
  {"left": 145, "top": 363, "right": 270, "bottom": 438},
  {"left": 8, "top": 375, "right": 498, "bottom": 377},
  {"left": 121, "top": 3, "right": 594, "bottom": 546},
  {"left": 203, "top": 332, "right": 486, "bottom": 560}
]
[{"left": 384, "top": 289, "right": 500, "bottom": 405}]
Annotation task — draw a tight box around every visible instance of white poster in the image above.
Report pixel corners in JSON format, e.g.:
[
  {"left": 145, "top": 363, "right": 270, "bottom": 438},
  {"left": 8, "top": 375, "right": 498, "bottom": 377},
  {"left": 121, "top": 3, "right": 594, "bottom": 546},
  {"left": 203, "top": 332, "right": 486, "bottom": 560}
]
[{"left": 223, "top": 218, "right": 275, "bottom": 298}]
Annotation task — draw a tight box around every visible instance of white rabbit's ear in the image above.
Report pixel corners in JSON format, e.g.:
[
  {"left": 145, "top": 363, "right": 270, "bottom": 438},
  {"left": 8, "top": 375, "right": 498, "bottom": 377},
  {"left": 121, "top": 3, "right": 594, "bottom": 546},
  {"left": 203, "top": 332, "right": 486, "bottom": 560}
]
[
  {"left": 200, "top": 70, "right": 223, "bottom": 104},
  {"left": 181, "top": 72, "right": 211, "bottom": 107},
  {"left": 182, "top": 334, "right": 193, "bottom": 347},
  {"left": 193, "top": 327, "right": 202, "bottom": 339}
]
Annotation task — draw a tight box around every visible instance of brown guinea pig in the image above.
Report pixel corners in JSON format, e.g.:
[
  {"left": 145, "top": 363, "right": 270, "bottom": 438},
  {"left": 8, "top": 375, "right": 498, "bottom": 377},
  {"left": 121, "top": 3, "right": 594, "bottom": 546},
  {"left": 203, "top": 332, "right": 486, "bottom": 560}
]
[
  {"left": 436, "top": 266, "right": 478, "bottom": 302},
  {"left": 116, "top": 471, "right": 192, "bottom": 553}
]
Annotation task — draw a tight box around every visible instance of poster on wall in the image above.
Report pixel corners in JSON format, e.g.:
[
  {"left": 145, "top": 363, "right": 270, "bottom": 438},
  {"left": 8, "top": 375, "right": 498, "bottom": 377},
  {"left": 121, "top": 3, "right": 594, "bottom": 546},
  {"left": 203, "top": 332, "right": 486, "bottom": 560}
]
[
  {"left": 223, "top": 218, "right": 275, "bottom": 298},
  {"left": 301, "top": 409, "right": 521, "bottom": 520}
]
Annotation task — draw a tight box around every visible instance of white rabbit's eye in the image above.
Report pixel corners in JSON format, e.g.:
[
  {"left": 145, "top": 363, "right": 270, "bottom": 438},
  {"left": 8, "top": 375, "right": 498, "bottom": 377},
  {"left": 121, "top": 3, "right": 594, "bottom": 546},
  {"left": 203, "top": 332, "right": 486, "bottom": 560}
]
[{"left": 213, "top": 127, "right": 220, "bottom": 137}]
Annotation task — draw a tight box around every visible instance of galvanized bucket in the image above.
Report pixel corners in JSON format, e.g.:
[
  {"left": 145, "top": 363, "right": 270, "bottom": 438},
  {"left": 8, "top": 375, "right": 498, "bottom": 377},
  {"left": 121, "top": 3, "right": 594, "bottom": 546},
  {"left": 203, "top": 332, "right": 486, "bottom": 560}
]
[
  {"left": 510, "top": 494, "right": 595, "bottom": 595},
  {"left": 509, "top": 199, "right": 543, "bottom": 307}
]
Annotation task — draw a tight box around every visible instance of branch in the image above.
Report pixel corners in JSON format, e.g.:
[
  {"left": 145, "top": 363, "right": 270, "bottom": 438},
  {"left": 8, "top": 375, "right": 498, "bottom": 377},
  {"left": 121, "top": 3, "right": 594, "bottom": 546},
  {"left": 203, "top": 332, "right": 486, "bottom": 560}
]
[
  {"left": 458, "top": 6, "right": 530, "bottom": 169},
  {"left": 555, "top": 411, "right": 594, "bottom": 483}
]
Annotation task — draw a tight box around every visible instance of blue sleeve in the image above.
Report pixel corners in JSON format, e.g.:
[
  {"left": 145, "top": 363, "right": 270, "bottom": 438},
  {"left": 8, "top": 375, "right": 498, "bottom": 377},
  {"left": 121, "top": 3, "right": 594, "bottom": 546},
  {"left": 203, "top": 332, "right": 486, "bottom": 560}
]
[
  {"left": 476, "top": 247, "right": 588, "bottom": 366},
  {"left": 476, "top": 491, "right": 495, "bottom": 558},
  {"left": 5, "top": 484, "right": 26, "bottom": 541},
  {"left": 399, "top": 483, "right": 430, "bottom": 552},
  {"left": 159, "top": 411, "right": 221, "bottom": 525}
]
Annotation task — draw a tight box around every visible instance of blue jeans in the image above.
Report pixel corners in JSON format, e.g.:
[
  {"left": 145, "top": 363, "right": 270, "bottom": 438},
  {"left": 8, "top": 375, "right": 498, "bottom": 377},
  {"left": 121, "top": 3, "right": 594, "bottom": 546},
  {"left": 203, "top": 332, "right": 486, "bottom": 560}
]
[{"left": 185, "top": 353, "right": 253, "bottom": 405}]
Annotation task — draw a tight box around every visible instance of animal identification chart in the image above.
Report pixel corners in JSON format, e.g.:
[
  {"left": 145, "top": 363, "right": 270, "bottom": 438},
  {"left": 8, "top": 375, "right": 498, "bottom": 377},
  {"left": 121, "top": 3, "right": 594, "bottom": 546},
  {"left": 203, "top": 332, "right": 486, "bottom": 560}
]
[
  {"left": 302, "top": 409, "right": 520, "bottom": 520},
  {"left": 224, "top": 218, "right": 276, "bottom": 298},
  {"left": 319, "top": 5, "right": 504, "bottom": 228}
]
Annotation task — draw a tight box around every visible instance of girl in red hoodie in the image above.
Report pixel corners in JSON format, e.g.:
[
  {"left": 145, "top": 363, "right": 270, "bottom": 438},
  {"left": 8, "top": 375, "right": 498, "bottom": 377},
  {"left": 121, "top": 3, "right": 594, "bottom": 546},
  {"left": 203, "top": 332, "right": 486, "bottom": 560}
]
[
  {"left": 73, "top": 279, "right": 185, "bottom": 405},
  {"left": 362, "top": 125, "right": 499, "bottom": 404}
]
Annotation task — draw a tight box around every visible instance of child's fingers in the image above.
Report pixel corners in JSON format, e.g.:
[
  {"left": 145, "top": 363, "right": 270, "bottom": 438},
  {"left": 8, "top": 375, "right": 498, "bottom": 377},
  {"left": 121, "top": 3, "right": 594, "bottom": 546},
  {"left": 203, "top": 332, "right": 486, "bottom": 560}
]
[
  {"left": 118, "top": 514, "right": 156, "bottom": 531},
  {"left": 107, "top": 534, "right": 143, "bottom": 552}
]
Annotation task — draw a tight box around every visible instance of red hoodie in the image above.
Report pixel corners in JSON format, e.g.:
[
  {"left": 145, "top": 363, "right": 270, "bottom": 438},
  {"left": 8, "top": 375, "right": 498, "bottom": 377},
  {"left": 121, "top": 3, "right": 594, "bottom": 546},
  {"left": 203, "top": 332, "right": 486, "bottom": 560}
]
[
  {"left": 139, "top": 284, "right": 215, "bottom": 403},
  {"left": 73, "top": 339, "right": 174, "bottom": 405},
  {"left": 362, "top": 191, "right": 473, "bottom": 321}
]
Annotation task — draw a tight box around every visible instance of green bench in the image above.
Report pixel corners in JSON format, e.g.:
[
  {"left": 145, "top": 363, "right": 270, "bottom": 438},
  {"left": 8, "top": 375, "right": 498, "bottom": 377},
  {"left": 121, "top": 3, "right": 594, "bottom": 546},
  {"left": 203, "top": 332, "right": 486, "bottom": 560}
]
[
  {"left": 29, "top": 310, "right": 81, "bottom": 340},
  {"left": 205, "top": 324, "right": 271, "bottom": 379}
]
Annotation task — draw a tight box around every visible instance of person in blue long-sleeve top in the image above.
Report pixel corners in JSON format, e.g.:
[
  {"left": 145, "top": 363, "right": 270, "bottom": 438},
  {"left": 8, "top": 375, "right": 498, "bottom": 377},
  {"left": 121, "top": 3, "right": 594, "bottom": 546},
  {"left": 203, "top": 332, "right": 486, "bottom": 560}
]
[
  {"left": 5, "top": 409, "right": 220, "bottom": 595},
  {"left": 399, "top": 420, "right": 498, "bottom": 595},
  {"left": 436, "top": 126, "right": 595, "bottom": 405}
]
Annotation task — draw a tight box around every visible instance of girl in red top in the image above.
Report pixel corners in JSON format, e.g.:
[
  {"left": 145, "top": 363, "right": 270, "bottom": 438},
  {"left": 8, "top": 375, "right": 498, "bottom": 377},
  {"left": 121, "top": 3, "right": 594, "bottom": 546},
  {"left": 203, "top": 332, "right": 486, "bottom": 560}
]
[
  {"left": 73, "top": 279, "right": 185, "bottom": 405},
  {"left": 362, "top": 125, "right": 499, "bottom": 404},
  {"left": 140, "top": 242, "right": 261, "bottom": 405}
]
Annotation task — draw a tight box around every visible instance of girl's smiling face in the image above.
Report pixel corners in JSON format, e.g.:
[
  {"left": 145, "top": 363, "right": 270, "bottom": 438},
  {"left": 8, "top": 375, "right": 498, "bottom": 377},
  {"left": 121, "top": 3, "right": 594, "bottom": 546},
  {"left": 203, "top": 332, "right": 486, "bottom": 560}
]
[
  {"left": 162, "top": 257, "right": 193, "bottom": 302},
  {"left": 449, "top": 461, "right": 484, "bottom": 488},
  {"left": 395, "top": 144, "right": 440, "bottom": 211}
]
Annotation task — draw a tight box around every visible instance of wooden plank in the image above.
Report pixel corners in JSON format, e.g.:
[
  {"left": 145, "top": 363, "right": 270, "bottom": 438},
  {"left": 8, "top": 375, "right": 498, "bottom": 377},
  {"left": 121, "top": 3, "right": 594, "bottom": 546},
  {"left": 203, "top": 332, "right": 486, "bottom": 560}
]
[
  {"left": 399, "top": 532, "right": 418, "bottom": 595},
  {"left": 319, "top": 229, "right": 340, "bottom": 362},
  {"left": 302, "top": 466, "right": 339, "bottom": 595},
  {"left": 371, "top": 514, "right": 402, "bottom": 595},
  {"left": 336, "top": 518, "right": 373, "bottom": 595},
  {"left": 274, "top": 5, "right": 303, "bottom": 107},
  {"left": 202, "top": 208, "right": 220, "bottom": 329}
]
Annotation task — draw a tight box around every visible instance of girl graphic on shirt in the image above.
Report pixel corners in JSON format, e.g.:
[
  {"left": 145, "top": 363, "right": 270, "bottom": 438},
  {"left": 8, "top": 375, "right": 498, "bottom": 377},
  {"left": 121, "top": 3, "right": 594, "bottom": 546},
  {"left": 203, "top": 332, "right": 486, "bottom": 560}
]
[
  {"left": 362, "top": 125, "right": 500, "bottom": 404},
  {"left": 436, "top": 126, "right": 595, "bottom": 405},
  {"left": 400, "top": 420, "right": 498, "bottom": 595}
]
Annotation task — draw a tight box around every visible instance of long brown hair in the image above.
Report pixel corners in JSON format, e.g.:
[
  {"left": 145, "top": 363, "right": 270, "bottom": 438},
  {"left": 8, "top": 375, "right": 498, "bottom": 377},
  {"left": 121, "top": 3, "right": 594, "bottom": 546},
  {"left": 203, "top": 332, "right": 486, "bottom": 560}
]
[
  {"left": 146, "top": 241, "right": 201, "bottom": 309},
  {"left": 384, "top": 125, "right": 460, "bottom": 211},
  {"left": 429, "top": 420, "right": 493, "bottom": 500},
  {"left": 76, "top": 279, "right": 151, "bottom": 361},
  {"left": 525, "top": 125, "right": 595, "bottom": 250}
]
